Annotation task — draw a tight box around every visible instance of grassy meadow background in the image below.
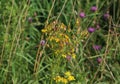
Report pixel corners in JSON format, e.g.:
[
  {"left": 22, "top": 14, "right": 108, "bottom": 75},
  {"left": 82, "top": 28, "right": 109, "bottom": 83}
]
[{"left": 0, "top": 0, "right": 120, "bottom": 84}]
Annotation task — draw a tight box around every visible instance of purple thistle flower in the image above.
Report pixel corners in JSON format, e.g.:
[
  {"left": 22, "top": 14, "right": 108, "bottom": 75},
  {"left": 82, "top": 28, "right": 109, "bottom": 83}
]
[
  {"left": 88, "top": 27, "right": 95, "bottom": 33},
  {"left": 103, "top": 13, "right": 109, "bottom": 20},
  {"left": 79, "top": 12, "right": 85, "bottom": 18},
  {"left": 28, "top": 17, "right": 32, "bottom": 23},
  {"left": 66, "top": 55, "right": 71, "bottom": 61},
  {"left": 97, "top": 57, "right": 102, "bottom": 63},
  {"left": 40, "top": 40, "right": 45, "bottom": 46},
  {"left": 93, "top": 45, "right": 101, "bottom": 50},
  {"left": 91, "top": 6, "right": 97, "bottom": 12}
]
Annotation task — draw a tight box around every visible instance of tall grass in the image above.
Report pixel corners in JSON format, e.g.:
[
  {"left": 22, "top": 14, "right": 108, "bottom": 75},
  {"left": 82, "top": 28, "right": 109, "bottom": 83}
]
[{"left": 0, "top": 0, "right": 120, "bottom": 84}]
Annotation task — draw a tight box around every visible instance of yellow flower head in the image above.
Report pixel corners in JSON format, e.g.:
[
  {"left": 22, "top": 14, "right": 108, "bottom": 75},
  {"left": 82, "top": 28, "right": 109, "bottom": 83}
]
[
  {"left": 61, "top": 77, "right": 68, "bottom": 84},
  {"left": 65, "top": 71, "right": 71, "bottom": 76},
  {"left": 54, "top": 76, "right": 61, "bottom": 82},
  {"left": 41, "top": 29, "right": 47, "bottom": 33},
  {"left": 72, "top": 53, "right": 76, "bottom": 59},
  {"left": 54, "top": 76, "right": 68, "bottom": 84},
  {"left": 55, "top": 38, "right": 60, "bottom": 42},
  {"left": 60, "top": 23, "right": 66, "bottom": 30},
  {"left": 62, "top": 54, "right": 66, "bottom": 58},
  {"left": 67, "top": 75, "right": 75, "bottom": 81},
  {"left": 76, "top": 18, "right": 80, "bottom": 25}
]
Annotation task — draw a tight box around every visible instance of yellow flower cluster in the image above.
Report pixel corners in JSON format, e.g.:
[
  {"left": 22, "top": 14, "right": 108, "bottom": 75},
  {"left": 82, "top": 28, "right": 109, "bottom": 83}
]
[
  {"left": 41, "top": 21, "right": 55, "bottom": 33},
  {"left": 49, "top": 33, "right": 70, "bottom": 44},
  {"left": 41, "top": 21, "right": 78, "bottom": 60},
  {"left": 62, "top": 53, "right": 76, "bottom": 59},
  {"left": 62, "top": 48, "right": 76, "bottom": 59},
  {"left": 41, "top": 21, "right": 67, "bottom": 33},
  {"left": 49, "top": 36, "right": 60, "bottom": 42},
  {"left": 54, "top": 71, "right": 75, "bottom": 84},
  {"left": 54, "top": 76, "right": 68, "bottom": 84}
]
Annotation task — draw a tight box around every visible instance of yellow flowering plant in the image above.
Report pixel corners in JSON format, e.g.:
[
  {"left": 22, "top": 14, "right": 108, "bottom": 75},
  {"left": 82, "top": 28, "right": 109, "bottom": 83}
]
[
  {"left": 54, "top": 71, "right": 75, "bottom": 84},
  {"left": 41, "top": 19, "right": 89, "bottom": 84}
]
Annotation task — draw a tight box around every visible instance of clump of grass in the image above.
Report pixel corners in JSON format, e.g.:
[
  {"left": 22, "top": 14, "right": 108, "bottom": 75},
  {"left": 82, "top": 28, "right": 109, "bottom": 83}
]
[{"left": 0, "top": 0, "right": 120, "bottom": 84}]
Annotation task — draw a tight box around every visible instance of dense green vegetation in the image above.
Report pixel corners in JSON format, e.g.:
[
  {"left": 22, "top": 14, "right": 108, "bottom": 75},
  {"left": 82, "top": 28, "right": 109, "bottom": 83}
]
[{"left": 0, "top": 0, "right": 120, "bottom": 84}]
